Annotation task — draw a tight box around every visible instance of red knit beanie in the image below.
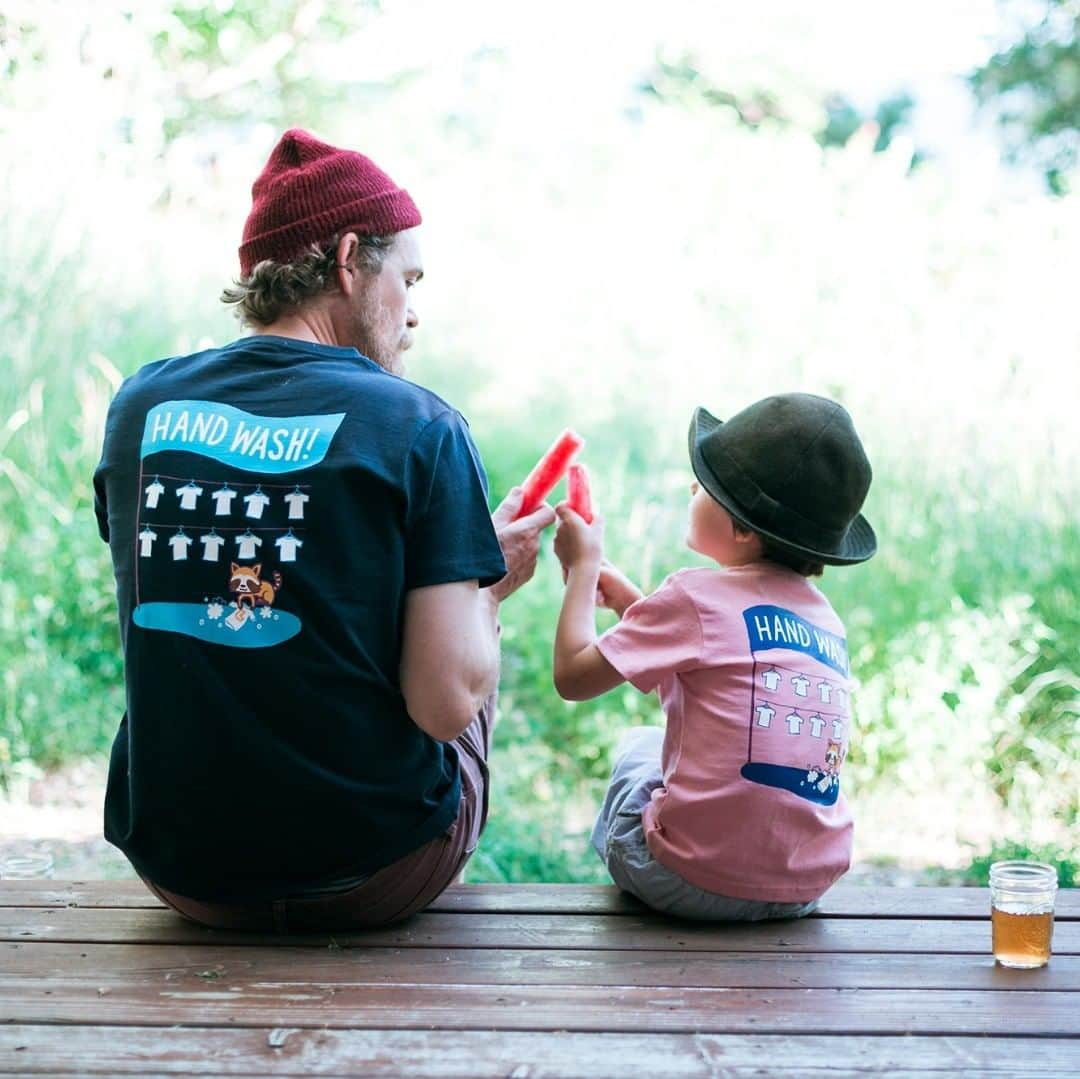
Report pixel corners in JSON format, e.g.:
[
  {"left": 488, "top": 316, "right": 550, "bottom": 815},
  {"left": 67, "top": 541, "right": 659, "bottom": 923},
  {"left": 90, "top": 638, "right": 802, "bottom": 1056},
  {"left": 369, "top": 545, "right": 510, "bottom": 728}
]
[{"left": 238, "top": 128, "right": 422, "bottom": 276}]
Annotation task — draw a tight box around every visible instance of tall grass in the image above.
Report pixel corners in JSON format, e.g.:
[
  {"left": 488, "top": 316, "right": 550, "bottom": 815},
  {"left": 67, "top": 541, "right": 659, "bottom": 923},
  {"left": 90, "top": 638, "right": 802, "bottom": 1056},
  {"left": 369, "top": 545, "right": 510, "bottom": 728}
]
[
  {"left": 1, "top": 35, "right": 1077, "bottom": 878},
  {"left": 460, "top": 398, "right": 1079, "bottom": 881}
]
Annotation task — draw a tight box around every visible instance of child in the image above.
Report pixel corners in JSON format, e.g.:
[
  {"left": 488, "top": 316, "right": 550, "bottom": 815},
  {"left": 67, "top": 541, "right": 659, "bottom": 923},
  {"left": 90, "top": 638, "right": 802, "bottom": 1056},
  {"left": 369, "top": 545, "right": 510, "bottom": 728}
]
[{"left": 552, "top": 393, "right": 876, "bottom": 921}]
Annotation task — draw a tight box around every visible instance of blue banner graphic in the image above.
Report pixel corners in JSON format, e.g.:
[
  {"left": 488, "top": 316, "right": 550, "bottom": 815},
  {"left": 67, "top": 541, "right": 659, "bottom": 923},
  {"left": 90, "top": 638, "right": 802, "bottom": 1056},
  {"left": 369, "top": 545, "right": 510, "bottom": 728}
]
[
  {"left": 141, "top": 400, "right": 345, "bottom": 474},
  {"left": 742, "top": 604, "right": 849, "bottom": 676},
  {"left": 133, "top": 602, "right": 301, "bottom": 648}
]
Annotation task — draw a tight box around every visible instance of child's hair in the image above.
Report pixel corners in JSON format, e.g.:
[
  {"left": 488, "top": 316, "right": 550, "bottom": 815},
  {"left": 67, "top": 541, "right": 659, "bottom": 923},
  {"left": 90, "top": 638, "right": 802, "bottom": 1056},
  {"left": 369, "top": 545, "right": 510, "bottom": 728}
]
[{"left": 734, "top": 523, "right": 825, "bottom": 578}]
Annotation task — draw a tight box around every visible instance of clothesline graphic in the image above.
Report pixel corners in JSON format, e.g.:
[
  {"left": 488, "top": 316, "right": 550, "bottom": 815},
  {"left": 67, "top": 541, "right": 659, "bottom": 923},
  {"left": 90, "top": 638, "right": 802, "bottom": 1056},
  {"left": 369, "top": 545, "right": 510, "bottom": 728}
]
[
  {"left": 755, "top": 662, "right": 845, "bottom": 704},
  {"left": 143, "top": 472, "right": 312, "bottom": 491},
  {"left": 746, "top": 698, "right": 847, "bottom": 758},
  {"left": 136, "top": 524, "right": 305, "bottom": 563},
  {"left": 143, "top": 477, "right": 311, "bottom": 520},
  {"left": 133, "top": 463, "right": 312, "bottom": 603},
  {"left": 746, "top": 657, "right": 848, "bottom": 763},
  {"left": 756, "top": 659, "right": 844, "bottom": 681},
  {"left": 138, "top": 522, "right": 306, "bottom": 533},
  {"left": 753, "top": 703, "right": 847, "bottom": 723}
]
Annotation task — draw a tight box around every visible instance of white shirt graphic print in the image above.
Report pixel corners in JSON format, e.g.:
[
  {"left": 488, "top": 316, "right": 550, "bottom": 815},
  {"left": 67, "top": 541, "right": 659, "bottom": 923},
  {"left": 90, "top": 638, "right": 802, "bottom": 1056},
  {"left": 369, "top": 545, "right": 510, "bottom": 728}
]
[
  {"left": 212, "top": 487, "right": 238, "bottom": 515},
  {"left": 761, "top": 669, "right": 782, "bottom": 692},
  {"left": 284, "top": 490, "right": 310, "bottom": 520},
  {"left": 235, "top": 533, "right": 263, "bottom": 559},
  {"left": 244, "top": 490, "right": 271, "bottom": 519},
  {"left": 144, "top": 480, "right": 165, "bottom": 509},
  {"left": 138, "top": 528, "right": 157, "bottom": 557},
  {"left": 169, "top": 533, "right": 193, "bottom": 560},
  {"left": 177, "top": 482, "right": 203, "bottom": 510},
  {"left": 275, "top": 534, "right": 303, "bottom": 562},
  {"left": 755, "top": 703, "right": 776, "bottom": 728},
  {"left": 200, "top": 533, "right": 226, "bottom": 561}
]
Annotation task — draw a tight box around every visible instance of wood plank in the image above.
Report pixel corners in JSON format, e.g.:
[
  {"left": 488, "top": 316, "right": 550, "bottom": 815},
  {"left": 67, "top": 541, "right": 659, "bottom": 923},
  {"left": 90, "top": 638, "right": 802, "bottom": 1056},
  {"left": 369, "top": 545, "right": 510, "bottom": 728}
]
[
  {"left": 3, "top": 882, "right": 1078, "bottom": 919},
  {"left": 0, "top": 981, "right": 1076, "bottom": 1036},
  {"left": 435, "top": 885, "right": 1080, "bottom": 920},
  {"left": 3, "top": 1026, "right": 1078, "bottom": 1077},
  {"left": 818, "top": 886, "right": 1080, "bottom": 920},
  {"left": 0, "top": 882, "right": 162, "bottom": 910},
  {"left": 4, "top": 941, "right": 1077, "bottom": 990},
  {"left": 2, "top": 906, "right": 1078, "bottom": 953}
]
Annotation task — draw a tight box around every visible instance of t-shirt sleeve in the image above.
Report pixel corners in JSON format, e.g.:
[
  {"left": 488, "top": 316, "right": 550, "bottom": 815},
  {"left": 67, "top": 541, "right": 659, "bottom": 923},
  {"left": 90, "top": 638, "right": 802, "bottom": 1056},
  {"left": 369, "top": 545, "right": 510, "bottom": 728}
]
[
  {"left": 92, "top": 395, "right": 122, "bottom": 543},
  {"left": 93, "top": 468, "right": 109, "bottom": 542},
  {"left": 595, "top": 573, "right": 703, "bottom": 693},
  {"left": 403, "top": 409, "right": 507, "bottom": 590}
]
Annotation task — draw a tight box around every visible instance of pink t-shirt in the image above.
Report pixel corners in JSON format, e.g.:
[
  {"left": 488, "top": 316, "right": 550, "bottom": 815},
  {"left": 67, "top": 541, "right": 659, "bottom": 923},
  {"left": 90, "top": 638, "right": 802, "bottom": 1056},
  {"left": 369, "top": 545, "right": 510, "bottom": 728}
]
[{"left": 596, "top": 563, "right": 854, "bottom": 903}]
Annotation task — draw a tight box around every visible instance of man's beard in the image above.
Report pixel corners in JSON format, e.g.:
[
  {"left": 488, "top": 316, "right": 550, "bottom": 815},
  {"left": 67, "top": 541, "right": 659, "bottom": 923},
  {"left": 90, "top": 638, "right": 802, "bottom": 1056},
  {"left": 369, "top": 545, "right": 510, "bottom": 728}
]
[{"left": 349, "top": 293, "right": 407, "bottom": 375}]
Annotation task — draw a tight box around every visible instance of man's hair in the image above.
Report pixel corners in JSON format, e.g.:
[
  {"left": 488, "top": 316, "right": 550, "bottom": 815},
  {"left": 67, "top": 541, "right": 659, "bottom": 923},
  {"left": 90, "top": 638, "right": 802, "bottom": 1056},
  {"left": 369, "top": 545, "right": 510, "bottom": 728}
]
[
  {"left": 733, "top": 523, "right": 825, "bottom": 577},
  {"left": 221, "top": 232, "right": 395, "bottom": 327}
]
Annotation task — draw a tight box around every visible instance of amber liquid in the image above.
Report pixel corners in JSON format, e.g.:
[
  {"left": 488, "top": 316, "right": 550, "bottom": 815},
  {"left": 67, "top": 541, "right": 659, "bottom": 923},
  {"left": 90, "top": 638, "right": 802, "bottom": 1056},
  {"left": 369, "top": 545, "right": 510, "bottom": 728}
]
[{"left": 991, "top": 906, "right": 1054, "bottom": 968}]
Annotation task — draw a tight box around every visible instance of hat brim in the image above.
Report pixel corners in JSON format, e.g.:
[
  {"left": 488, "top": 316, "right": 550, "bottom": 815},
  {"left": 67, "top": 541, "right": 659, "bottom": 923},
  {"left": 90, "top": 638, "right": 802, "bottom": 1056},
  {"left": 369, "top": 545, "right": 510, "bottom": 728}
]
[{"left": 688, "top": 406, "right": 877, "bottom": 566}]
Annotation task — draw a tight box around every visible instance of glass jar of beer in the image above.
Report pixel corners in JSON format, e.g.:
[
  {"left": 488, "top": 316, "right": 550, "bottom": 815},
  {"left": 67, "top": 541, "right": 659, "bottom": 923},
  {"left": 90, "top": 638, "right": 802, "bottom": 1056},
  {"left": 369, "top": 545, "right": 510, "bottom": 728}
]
[{"left": 989, "top": 860, "right": 1057, "bottom": 969}]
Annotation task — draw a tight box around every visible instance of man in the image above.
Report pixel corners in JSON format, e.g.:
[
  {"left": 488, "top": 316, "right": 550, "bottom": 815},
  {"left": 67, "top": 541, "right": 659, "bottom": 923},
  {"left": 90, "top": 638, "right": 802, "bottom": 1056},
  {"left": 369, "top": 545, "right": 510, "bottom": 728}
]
[{"left": 93, "top": 128, "right": 555, "bottom": 930}]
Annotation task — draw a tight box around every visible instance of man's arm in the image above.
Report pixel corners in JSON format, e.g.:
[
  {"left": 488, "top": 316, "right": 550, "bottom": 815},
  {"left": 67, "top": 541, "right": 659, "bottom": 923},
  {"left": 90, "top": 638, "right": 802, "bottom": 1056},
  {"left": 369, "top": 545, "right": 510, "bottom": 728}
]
[
  {"left": 400, "top": 581, "right": 500, "bottom": 742},
  {"left": 400, "top": 487, "right": 556, "bottom": 742}
]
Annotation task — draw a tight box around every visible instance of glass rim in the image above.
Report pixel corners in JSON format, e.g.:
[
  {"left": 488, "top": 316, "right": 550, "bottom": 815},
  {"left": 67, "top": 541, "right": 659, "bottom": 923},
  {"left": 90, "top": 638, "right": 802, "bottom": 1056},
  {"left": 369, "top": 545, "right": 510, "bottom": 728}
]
[
  {"left": 989, "top": 859, "right": 1058, "bottom": 889},
  {"left": 0, "top": 852, "right": 55, "bottom": 879},
  {"left": 0, "top": 852, "right": 54, "bottom": 866}
]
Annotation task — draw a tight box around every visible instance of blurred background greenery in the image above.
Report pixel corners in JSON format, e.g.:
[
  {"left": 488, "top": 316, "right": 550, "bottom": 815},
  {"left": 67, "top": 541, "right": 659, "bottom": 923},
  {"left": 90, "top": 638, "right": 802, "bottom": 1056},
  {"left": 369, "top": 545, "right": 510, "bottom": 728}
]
[{"left": 1, "top": 0, "right": 1077, "bottom": 884}]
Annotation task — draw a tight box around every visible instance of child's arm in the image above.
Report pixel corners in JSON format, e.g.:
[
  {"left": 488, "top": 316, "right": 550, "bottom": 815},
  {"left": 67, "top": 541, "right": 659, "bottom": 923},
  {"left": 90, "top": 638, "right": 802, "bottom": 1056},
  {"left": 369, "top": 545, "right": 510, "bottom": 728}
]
[
  {"left": 552, "top": 505, "right": 627, "bottom": 701},
  {"left": 596, "top": 561, "right": 644, "bottom": 617}
]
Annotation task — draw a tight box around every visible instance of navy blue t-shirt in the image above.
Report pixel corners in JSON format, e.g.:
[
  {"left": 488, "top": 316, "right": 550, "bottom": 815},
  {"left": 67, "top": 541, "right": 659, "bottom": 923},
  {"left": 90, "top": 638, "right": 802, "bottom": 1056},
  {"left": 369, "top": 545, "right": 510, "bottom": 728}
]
[{"left": 92, "top": 336, "right": 507, "bottom": 901}]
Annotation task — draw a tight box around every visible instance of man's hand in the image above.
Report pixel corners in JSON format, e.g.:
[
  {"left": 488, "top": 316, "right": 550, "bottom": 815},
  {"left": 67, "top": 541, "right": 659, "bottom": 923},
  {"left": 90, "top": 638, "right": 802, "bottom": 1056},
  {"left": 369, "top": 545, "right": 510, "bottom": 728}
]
[{"left": 488, "top": 487, "right": 557, "bottom": 603}]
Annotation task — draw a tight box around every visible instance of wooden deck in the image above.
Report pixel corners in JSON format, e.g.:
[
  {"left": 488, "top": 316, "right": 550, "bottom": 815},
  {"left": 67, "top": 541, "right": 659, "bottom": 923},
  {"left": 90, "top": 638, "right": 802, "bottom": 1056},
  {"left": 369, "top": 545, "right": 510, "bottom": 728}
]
[{"left": 1, "top": 881, "right": 1077, "bottom": 1076}]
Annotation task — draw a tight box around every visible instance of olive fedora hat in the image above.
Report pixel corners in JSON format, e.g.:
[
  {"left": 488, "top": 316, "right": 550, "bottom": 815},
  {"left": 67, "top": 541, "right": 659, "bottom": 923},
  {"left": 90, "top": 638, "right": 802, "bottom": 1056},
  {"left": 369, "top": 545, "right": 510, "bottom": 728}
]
[{"left": 688, "top": 393, "right": 877, "bottom": 566}]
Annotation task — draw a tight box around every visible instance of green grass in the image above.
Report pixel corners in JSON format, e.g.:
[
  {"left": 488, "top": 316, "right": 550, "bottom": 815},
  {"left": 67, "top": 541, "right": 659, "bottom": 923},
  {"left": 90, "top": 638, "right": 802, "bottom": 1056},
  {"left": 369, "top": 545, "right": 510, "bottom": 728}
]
[
  {"left": 2, "top": 305, "right": 1077, "bottom": 881},
  {"left": 2, "top": 87, "right": 1078, "bottom": 881},
  {"left": 961, "top": 842, "right": 1078, "bottom": 889}
]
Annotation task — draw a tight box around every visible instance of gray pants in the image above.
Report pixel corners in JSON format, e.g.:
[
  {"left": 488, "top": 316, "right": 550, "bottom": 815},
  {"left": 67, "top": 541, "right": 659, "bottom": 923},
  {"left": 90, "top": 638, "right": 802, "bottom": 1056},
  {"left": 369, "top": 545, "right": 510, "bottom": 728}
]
[{"left": 592, "top": 726, "right": 819, "bottom": 922}]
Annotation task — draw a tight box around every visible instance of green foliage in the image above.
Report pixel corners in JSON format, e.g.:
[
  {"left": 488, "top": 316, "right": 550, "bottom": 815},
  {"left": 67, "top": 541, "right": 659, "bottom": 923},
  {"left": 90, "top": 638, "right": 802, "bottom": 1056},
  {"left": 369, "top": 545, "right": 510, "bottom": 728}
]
[
  {"left": 151, "top": 0, "right": 384, "bottom": 141},
  {"left": 643, "top": 54, "right": 919, "bottom": 163},
  {"left": 962, "top": 841, "right": 1077, "bottom": 888},
  {"left": 970, "top": 0, "right": 1080, "bottom": 193},
  {"left": 0, "top": 229, "right": 179, "bottom": 774},
  {"left": 2, "top": 2, "right": 1079, "bottom": 885},
  {"left": 820, "top": 92, "right": 916, "bottom": 156},
  {"left": 639, "top": 53, "right": 787, "bottom": 131}
]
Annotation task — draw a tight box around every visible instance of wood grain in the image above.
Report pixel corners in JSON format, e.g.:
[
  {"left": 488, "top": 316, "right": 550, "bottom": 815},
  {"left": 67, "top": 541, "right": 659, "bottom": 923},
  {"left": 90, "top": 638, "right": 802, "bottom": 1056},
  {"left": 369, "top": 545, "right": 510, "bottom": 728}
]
[
  {"left": 1, "top": 983, "right": 1078, "bottom": 1036},
  {"left": 2, "top": 880, "right": 1076, "bottom": 1075},
  {"left": 2, "top": 1026, "right": 1078, "bottom": 1077},
  {"left": 3, "top": 941, "right": 1075, "bottom": 989},
  {"left": 2, "top": 906, "right": 1078, "bottom": 953},
  {"left": 2, "top": 882, "right": 1077, "bottom": 919}
]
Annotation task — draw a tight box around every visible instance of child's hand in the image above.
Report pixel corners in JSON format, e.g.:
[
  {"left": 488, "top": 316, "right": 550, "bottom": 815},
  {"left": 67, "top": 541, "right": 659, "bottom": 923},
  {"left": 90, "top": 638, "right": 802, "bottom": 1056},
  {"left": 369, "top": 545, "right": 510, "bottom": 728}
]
[
  {"left": 596, "top": 561, "right": 644, "bottom": 617},
  {"left": 553, "top": 503, "right": 604, "bottom": 576}
]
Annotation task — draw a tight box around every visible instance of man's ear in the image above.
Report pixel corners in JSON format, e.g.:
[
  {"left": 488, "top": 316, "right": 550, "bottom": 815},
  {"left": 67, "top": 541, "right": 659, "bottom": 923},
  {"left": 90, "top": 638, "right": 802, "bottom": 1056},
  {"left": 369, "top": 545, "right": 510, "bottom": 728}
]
[{"left": 335, "top": 233, "right": 359, "bottom": 295}]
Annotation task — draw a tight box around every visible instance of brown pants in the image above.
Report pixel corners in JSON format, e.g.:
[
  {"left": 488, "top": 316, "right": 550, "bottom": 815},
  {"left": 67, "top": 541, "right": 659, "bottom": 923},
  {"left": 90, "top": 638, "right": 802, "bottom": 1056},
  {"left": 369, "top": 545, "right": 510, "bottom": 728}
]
[{"left": 143, "top": 695, "right": 495, "bottom": 933}]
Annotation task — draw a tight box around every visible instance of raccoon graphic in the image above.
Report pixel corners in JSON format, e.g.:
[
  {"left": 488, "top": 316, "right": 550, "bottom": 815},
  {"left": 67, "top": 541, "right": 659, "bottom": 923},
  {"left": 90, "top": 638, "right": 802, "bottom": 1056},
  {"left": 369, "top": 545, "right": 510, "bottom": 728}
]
[
  {"left": 803, "top": 739, "right": 845, "bottom": 796},
  {"left": 228, "top": 563, "right": 282, "bottom": 610}
]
